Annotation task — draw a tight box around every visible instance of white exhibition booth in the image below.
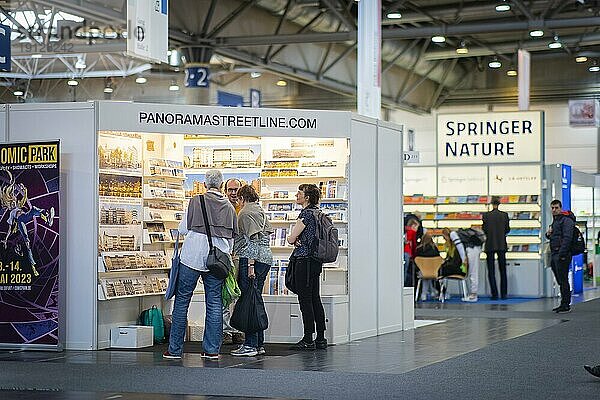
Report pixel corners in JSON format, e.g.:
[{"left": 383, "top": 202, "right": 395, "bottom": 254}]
[
  {"left": 0, "top": 102, "right": 408, "bottom": 350},
  {"left": 405, "top": 111, "right": 546, "bottom": 298}
]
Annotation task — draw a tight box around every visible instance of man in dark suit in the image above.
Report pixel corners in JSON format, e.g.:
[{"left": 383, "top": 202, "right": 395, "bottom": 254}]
[{"left": 482, "top": 196, "right": 510, "bottom": 299}]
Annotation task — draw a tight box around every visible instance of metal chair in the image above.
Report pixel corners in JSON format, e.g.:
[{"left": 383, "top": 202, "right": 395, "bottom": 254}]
[
  {"left": 440, "top": 274, "right": 468, "bottom": 302},
  {"left": 414, "top": 256, "right": 444, "bottom": 302}
]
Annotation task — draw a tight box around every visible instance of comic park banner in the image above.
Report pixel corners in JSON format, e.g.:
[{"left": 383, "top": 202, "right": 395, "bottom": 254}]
[{"left": 0, "top": 141, "right": 60, "bottom": 348}]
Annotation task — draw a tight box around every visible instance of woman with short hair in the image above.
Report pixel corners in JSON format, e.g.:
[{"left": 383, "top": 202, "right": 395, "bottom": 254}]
[{"left": 231, "top": 184, "right": 273, "bottom": 357}]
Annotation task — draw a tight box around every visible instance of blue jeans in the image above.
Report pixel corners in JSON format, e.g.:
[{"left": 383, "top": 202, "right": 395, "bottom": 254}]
[
  {"left": 238, "top": 258, "right": 270, "bottom": 348},
  {"left": 168, "top": 263, "right": 224, "bottom": 356}
]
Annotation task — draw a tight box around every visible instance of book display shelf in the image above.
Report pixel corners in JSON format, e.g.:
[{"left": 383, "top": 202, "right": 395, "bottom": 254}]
[{"left": 404, "top": 194, "right": 542, "bottom": 260}]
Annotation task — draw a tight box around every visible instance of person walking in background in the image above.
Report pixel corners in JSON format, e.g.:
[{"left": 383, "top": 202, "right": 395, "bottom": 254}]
[
  {"left": 231, "top": 185, "right": 273, "bottom": 357},
  {"left": 223, "top": 177, "right": 243, "bottom": 344},
  {"left": 403, "top": 217, "right": 420, "bottom": 287},
  {"left": 287, "top": 184, "right": 327, "bottom": 351},
  {"left": 164, "top": 170, "right": 238, "bottom": 361},
  {"left": 482, "top": 196, "right": 510, "bottom": 300},
  {"left": 545, "top": 199, "right": 575, "bottom": 313}
]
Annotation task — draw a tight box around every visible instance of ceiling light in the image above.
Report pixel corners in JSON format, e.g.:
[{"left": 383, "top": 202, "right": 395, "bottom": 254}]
[
  {"left": 431, "top": 35, "right": 446, "bottom": 43},
  {"left": 488, "top": 58, "right": 502, "bottom": 68},
  {"left": 456, "top": 41, "right": 468, "bottom": 54},
  {"left": 276, "top": 79, "right": 287, "bottom": 87},
  {"left": 67, "top": 79, "right": 78, "bottom": 86},
  {"left": 507, "top": 69, "right": 518, "bottom": 76},
  {"left": 135, "top": 76, "right": 147, "bottom": 84},
  {"left": 31, "top": 54, "right": 42, "bottom": 59},
  {"left": 575, "top": 56, "right": 588, "bottom": 63},
  {"left": 387, "top": 12, "right": 402, "bottom": 19},
  {"left": 495, "top": 3, "right": 511, "bottom": 12},
  {"left": 529, "top": 30, "right": 544, "bottom": 37},
  {"left": 589, "top": 65, "right": 600, "bottom": 72},
  {"left": 169, "top": 84, "right": 180, "bottom": 91},
  {"left": 250, "top": 71, "right": 262, "bottom": 78},
  {"left": 548, "top": 36, "right": 562, "bottom": 49},
  {"left": 13, "top": 90, "right": 23, "bottom": 96},
  {"left": 103, "top": 86, "right": 113, "bottom": 94}
]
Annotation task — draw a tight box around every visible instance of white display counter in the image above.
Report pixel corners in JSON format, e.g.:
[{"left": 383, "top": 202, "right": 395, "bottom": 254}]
[{"left": 0, "top": 102, "right": 407, "bottom": 350}]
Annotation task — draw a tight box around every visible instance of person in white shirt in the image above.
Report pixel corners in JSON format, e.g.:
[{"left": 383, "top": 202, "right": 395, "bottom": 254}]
[{"left": 163, "top": 170, "right": 237, "bottom": 361}]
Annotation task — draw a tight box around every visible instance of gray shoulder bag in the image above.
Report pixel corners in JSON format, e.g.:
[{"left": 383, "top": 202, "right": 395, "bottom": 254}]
[{"left": 199, "top": 194, "right": 234, "bottom": 280}]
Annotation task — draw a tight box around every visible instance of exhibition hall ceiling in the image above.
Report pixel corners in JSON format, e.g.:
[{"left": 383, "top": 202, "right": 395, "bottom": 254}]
[{"left": 1, "top": 0, "right": 600, "bottom": 111}]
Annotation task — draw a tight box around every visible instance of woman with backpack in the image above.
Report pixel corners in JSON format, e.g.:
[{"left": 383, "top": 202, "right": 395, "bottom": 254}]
[
  {"left": 287, "top": 183, "right": 327, "bottom": 351},
  {"left": 230, "top": 185, "right": 273, "bottom": 357}
]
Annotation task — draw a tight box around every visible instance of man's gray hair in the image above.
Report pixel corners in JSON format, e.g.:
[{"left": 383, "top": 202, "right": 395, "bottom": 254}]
[{"left": 205, "top": 169, "right": 223, "bottom": 190}]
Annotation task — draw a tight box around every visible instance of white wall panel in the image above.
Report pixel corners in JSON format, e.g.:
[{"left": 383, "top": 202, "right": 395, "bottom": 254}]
[
  {"left": 7, "top": 103, "right": 97, "bottom": 350},
  {"left": 349, "top": 118, "right": 378, "bottom": 340},
  {"left": 376, "top": 123, "right": 403, "bottom": 334}
]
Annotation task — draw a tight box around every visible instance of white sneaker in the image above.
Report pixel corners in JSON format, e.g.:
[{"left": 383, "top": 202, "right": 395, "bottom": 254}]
[
  {"left": 466, "top": 295, "right": 478, "bottom": 302},
  {"left": 230, "top": 345, "right": 257, "bottom": 357}
]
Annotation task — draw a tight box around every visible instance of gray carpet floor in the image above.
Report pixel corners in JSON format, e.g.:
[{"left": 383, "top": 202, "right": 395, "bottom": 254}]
[{"left": 1, "top": 299, "right": 599, "bottom": 399}]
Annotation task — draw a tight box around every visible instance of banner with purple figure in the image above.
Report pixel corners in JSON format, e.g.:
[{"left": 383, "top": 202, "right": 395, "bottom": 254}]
[{"left": 0, "top": 141, "right": 59, "bottom": 348}]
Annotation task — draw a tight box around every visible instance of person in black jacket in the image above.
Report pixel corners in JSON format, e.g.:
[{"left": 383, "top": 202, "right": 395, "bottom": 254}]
[
  {"left": 482, "top": 196, "right": 510, "bottom": 300},
  {"left": 545, "top": 199, "right": 575, "bottom": 313}
]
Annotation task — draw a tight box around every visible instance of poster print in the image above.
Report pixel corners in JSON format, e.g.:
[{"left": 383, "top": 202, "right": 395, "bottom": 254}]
[{"left": 0, "top": 141, "right": 60, "bottom": 347}]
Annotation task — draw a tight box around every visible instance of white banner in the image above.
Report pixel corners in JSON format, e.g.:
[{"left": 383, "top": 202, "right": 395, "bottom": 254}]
[
  {"left": 404, "top": 167, "right": 436, "bottom": 196},
  {"left": 438, "top": 166, "right": 487, "bottom": 196},
  {"left": 437, "top": 111, "right": 543, "bottom": 164},
  {"left": 127, "top": 0, "right": 168, "bottom": 63},
  {"left": 489, "top": 165, "right": 540, "bottom": 195}
]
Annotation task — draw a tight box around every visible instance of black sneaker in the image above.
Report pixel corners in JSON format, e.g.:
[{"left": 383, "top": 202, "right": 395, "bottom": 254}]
[
  {"left": 585, "top": 365, "right": 600, "bottom": 378},
  {"left": 556, "top": 305, "right": 571, "bottom": 313},
  {"left": 552, "top": 305, "right": 561, "bottom": 312},
  {"left": 290, "top": 339, "right": 315, "bottom": 350},
  {"left": 315, "top": 338, "right": 327, "bottom": 350}
]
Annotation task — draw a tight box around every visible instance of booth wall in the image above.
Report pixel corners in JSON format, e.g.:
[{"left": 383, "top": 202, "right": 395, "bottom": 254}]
[
  {"left": 390, "top": 102, "right": 599, "bottom": 173},
  {"left": 6, "top": 103, "right": 97, "bottom": 350},
  {"left": 376, "top": 122, "right": 404, "bottom": 333},
  {"left": 349, "top": 118, "right": 378, "bottom": 340}
]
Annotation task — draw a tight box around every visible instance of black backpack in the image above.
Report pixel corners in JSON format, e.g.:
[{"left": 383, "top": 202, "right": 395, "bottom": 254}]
[
  {"left": 571, "top": 226, "right": 585, "bottom": 255},
  {"left": 310, "top": 209, "right": 339, "bottom": 263},
  {"left": 457, "top": 228, "right": 485, "bottom": 248},
  {"left": 564, "top": 211, "right": 585, "bottom": 255}
]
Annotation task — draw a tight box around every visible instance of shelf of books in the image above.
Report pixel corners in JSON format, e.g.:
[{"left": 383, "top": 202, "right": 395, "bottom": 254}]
[
  {"left": 259, "top": 138, "right": 350, "bottom": 296},
  {"left": 97, "top": 134, "right": 351, "bottom": 299},
  {"left": 97, "top": 133, "right": 172, "bottom": 300},
  {"left": 405, "top": 194, "right": 541, "bottom": 260}
]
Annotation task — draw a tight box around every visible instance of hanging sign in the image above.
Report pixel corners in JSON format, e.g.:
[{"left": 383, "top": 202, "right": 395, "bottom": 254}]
[
  {"left": 127, "top": 0, "right": 168, "bottom": 63},
  {"left": 0, "top": 24, "right": 11, "bottom": 72},
  {"left": 437, "top": 111, "right": 543, "bottom": 164},
  {"left": 184, "top": 66, "right": 210, "bottom": 88},
  {"left": 0, "top": 141, "right": 60, "bottom": 348}
]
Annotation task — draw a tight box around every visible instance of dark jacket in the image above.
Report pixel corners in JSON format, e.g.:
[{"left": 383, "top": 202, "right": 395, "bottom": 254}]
[
  {"left": 482, "top": 208, "right": 510, "bottom": 252},
  {"left": 546, "top": 212, "right": 575, "bottom": 258}
]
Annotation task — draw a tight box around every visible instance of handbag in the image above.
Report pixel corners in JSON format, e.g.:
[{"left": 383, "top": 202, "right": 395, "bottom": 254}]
[
  {"left": 164, "top": 232, "right": 181, "bottom": 300},
  {"left": 285, "top": 256, "right": 297, "bottom": 294},
  {"left": 230, "top": 278, "right": 269, "bottom": 333},
  {"left": 199, "top": 194, "right": 234, "bottom": 280}
]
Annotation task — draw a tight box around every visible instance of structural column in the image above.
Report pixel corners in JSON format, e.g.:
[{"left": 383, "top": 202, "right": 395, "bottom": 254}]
[
  {"left": 181, "top": 46, "right": 213, "bottom": 105},
  {"left": 357, "top": 0, "right": 382, "bottom": 119}
]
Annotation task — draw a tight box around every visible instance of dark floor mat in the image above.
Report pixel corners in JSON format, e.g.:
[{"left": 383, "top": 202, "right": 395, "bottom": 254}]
[{"left": 106, "top": 341, "right": 301, "bottom": 357}]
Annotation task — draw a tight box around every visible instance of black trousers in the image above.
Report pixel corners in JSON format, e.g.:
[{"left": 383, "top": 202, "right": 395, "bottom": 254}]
[
  {"left": 551, "top": 253, "right": 571, "bottom": 307},
  {"left": 486, "top": 250, "right": 507, "bottom": 299},
  {"left": 294, "top": 258, "right": 326, "bottom": 337}
]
